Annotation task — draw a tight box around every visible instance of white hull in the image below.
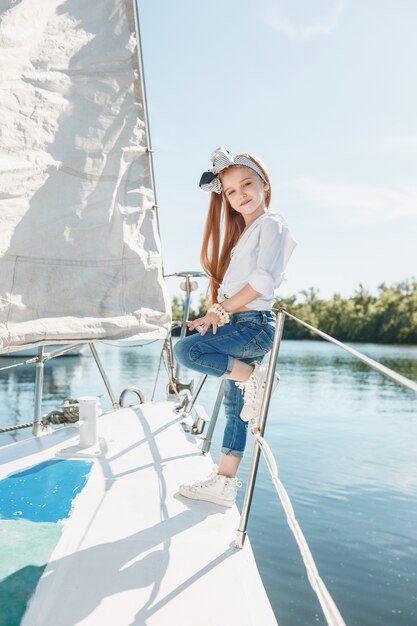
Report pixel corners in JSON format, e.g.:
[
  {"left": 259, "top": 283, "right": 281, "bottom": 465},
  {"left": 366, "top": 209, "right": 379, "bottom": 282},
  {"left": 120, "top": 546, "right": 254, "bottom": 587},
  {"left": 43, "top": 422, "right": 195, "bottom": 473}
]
[{"left": 1, "top": 402, "right": 278, "bottom": 626}]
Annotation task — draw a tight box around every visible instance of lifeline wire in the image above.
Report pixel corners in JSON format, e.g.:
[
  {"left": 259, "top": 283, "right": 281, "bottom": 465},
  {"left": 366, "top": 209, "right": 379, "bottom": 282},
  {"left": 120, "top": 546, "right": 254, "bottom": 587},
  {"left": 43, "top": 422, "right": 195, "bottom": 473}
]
[
  {"left": 151, "top": 348, "right": 165, "bottom": 402},
  {"left": 250, "top": 420, "right": 346, "bottom": 626},
  {"left": 0, "top": 422, "right": 34, "bottom": 433},
  {"left": 99, "top": 339, "right": 161, "bottom": 348},
  {"left": 280, "top": 309, "right": 417, "bottom": 393},
  {"left": 0, "top": 358, "right": 37, "bottom": 371}
]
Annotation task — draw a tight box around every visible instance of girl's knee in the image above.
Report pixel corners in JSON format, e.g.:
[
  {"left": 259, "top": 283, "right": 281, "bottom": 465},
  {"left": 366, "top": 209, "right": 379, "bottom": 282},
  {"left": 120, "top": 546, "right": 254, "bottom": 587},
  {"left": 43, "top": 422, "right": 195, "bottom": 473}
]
[{"left": 174, "top": 336, "right": 198, "bottom": 368}]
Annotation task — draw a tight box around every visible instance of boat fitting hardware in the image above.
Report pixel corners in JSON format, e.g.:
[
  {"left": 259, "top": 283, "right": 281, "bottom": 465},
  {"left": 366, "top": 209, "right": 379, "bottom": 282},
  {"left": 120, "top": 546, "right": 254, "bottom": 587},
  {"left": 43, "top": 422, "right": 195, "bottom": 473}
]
[{"left": 119, "top": 387, "right": 145, "bottom": 407}]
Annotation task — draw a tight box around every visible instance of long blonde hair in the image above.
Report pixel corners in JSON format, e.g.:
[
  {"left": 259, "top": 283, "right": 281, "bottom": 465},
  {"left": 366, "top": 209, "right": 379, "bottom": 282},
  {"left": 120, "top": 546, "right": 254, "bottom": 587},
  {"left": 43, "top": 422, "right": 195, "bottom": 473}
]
[{"left": 200, "top": 153, "right": 272, "bottom": 305}]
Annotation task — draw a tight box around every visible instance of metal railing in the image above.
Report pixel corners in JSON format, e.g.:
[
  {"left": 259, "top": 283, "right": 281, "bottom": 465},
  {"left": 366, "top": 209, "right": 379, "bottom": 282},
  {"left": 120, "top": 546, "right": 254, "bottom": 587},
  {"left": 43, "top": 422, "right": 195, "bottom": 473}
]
[
  {"left": 163, "top": 271, "right": 208, "bottom": 403},
  {"left": 235, "top": 309, "right": 286, "bottom": 547},
  {"left": 164, "top": 270, "right": 207, "bottom": 379},
  {"left": 0, "top": 270, "right": 206, "bottom": 436},
  {"left": 235, "top": 307, "right": 417, "bottom": 547},
  {"left": 181, "top": 306, "right": 417, "bottom": 543},
  {"left": 0, "top": 343, "right": 121, "bottom": 436}
]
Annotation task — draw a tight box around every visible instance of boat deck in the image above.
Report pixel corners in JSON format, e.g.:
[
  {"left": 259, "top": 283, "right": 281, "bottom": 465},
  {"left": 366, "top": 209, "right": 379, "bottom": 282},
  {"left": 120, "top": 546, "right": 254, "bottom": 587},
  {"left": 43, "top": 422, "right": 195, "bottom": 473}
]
[{"left": 2, "top": 402, "right": 278, "bottom": 626}]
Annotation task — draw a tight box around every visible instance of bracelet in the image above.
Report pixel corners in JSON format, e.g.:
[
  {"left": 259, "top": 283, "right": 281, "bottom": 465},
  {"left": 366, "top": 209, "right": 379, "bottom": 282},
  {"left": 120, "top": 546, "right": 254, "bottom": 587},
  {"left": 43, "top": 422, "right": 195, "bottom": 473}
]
[{"left": 207, "top": 303, "right": 230, "bottom": 326}]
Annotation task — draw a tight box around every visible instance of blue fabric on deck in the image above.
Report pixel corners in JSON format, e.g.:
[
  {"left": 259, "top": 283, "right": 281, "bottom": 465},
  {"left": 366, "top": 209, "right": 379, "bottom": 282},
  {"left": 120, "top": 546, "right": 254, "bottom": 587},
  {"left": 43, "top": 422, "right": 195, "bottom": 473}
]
[{"left": 0, "top": 460, "right": 92, "bottom": 523}]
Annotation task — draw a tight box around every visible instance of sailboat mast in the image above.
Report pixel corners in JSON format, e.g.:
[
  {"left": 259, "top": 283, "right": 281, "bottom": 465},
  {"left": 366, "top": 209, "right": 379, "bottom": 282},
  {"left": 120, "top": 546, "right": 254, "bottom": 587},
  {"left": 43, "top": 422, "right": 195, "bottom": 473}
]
[{"left": 131, "top": 0, "right": 165, "bottom": 276}]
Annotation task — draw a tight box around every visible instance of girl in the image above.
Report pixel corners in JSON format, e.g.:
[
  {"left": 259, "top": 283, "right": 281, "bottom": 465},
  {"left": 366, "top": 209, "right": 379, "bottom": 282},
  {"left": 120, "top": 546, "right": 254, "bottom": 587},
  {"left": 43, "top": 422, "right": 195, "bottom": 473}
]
[{"left": 174, "top": 147, "right": 297, "bottom": 507}]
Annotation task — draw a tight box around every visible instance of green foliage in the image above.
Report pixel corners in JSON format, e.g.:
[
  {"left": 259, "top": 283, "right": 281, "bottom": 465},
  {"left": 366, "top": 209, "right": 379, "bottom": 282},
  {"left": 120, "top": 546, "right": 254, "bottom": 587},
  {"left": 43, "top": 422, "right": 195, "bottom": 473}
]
[
  {"left": 171, "top": 295, "right": 207, "bottom": 323},
  {"left": 171, "top": 279, "right": 416, "bottom": 344},
  {"left": 274, "top": 278, "right": 417, "bottom": 344}
]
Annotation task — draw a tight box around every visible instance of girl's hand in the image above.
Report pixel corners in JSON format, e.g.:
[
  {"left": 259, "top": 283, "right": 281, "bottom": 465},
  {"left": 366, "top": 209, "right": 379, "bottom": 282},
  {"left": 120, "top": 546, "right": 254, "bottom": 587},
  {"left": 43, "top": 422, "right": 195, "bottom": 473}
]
[{"left": 188, "top": 312, "right": 221, "bottom": 336}]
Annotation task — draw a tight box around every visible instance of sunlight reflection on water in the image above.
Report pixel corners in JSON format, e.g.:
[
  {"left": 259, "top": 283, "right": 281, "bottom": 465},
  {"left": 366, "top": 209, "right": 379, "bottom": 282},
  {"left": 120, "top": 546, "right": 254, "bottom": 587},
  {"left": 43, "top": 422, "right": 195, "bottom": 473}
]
[{"left": 1, "top": 339, "right": 416, "bottom": 626}]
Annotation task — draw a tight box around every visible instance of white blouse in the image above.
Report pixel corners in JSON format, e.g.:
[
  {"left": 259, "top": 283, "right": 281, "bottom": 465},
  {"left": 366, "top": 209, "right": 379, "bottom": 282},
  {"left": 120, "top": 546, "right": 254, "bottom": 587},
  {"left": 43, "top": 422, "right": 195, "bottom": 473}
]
[{"left": 217, "top": 211, "right": 297, "bottom": 311}]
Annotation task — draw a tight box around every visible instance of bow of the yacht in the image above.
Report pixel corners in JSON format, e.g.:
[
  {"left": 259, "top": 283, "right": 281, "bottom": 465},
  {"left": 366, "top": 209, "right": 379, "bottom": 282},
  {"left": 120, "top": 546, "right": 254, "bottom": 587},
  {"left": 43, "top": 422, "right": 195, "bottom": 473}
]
[{"left": 1, "top": 401, "right": 278, "bottom": 626}]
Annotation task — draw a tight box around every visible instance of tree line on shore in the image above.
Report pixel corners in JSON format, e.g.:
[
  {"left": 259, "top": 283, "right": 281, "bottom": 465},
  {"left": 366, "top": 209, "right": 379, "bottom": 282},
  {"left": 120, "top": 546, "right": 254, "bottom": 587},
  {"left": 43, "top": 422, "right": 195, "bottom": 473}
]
[{"left": 171, "top": 279, "right": 416, "bottom": 344}]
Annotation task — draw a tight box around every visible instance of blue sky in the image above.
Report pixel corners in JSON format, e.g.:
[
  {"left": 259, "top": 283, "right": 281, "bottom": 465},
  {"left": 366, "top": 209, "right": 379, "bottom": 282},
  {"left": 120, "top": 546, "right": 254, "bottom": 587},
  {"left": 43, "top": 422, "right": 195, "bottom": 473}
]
[{"left": 139, "top": 0, "right": 416, "bottom": 302}]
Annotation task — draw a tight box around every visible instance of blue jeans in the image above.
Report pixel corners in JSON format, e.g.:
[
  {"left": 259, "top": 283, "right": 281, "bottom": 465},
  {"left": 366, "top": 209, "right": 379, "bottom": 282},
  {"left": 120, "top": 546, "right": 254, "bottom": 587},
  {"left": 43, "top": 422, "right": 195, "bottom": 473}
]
[{"left": 173, "top": 310, "right": 276, "bottom": 458}]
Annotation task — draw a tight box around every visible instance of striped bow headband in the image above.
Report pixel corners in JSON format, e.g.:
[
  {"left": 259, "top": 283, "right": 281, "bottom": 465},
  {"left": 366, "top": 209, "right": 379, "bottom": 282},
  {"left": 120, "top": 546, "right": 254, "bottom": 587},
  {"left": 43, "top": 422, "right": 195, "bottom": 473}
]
[{"left": 199, "top": 147, "right": 267, "bottom": 194}]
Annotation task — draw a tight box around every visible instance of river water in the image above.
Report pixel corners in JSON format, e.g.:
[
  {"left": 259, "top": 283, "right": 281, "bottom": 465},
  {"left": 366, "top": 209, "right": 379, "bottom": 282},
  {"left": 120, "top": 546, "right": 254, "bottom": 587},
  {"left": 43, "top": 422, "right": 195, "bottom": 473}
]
[{"left": 1, "top": 339, "right": 416, "bottom": 626}]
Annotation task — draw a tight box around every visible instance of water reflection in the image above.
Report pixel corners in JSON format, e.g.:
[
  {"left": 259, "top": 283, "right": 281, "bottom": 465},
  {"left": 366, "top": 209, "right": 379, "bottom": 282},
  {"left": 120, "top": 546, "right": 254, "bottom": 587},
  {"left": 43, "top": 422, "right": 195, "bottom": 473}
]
[
  {"left": 0, "top": 340, "right": 416, "bottom": 626},
  {"left": 279, "top": 340, "right": 417, "bottom": 381},
  {"left": 0, "top": 354, "right": 86, "bottom": 443}
]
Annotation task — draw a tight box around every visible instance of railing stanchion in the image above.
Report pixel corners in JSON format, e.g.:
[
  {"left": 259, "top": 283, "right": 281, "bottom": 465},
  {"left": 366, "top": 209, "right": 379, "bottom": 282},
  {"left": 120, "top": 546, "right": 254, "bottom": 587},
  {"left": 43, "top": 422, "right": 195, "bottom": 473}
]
[
  {"left": 183, "top": 374, "right": 207, "bottom": 415},
  {"left": 89, "top": 343, "right": 119, "bottom": 408},
  {"left": 235, "top": 308, "right": 286, "bottom": 548},
  {"left": 32, "top": 346, "right": 45, "bottom": 436},
  {"left": 175, "top": 273, "right": 194, "bottom": 380},
  {"left": 201, "top": 380, "right": 225, "bottom": 454}
]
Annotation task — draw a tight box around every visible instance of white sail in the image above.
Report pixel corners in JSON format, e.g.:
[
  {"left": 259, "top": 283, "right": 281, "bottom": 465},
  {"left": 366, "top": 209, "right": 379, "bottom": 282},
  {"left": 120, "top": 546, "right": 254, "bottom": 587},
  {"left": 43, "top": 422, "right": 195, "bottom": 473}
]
[{"left": 0, "top": 0, "right": 171, "bottom": 354}]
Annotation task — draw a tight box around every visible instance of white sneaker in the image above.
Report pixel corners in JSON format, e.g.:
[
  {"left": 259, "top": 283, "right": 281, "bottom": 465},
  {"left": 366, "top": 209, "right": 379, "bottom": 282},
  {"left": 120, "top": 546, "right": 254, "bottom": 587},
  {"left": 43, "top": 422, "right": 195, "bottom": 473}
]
[
  {"left": 179, "top": 468, "right": 240, "bottom": 507},
  {"left": 237, "top": 362, "right": 280, "bottom": 422}
]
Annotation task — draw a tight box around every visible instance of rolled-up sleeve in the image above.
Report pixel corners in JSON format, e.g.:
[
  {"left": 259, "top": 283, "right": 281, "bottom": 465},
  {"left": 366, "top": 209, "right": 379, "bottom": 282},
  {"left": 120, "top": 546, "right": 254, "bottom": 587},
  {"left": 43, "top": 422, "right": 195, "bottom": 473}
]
[{"left": 247, "top": 218, "right": 297, "bottom": 296}]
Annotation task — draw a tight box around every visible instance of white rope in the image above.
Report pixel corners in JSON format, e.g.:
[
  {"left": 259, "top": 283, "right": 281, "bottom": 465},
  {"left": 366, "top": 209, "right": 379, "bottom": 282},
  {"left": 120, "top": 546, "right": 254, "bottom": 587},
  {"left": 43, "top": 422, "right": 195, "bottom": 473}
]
[
  {"left": 250, "top": 421, "right": 346, "bottom": 626},
  {"left": 280, "top": 309, "right": 417, "bottom": 393}
]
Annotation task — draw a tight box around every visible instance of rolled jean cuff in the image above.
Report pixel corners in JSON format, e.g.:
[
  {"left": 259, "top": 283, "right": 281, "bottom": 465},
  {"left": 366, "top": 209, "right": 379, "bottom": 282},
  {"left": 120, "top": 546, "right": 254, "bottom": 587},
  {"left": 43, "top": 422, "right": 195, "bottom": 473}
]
[
  {"left": 220, "top": 355, "right": 235, "bottom": 379},
  {"left": 221, "top": 446, "right": 244, "bottom": 458}
]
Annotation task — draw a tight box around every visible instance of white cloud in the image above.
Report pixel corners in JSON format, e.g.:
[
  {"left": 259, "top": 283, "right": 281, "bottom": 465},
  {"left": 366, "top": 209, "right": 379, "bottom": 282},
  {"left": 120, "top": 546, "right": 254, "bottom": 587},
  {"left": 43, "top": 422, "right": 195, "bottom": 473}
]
[
  {"left": 261, "top": 0, "right": 345, "bottom": 39},
  {"left": 276, "top": 177, "right": 417, "bottom": 225}
]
